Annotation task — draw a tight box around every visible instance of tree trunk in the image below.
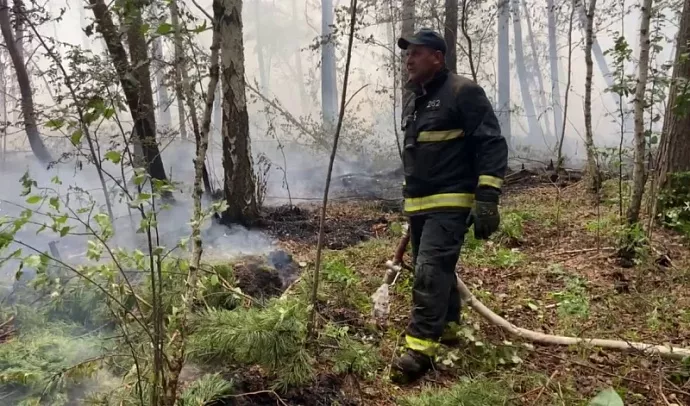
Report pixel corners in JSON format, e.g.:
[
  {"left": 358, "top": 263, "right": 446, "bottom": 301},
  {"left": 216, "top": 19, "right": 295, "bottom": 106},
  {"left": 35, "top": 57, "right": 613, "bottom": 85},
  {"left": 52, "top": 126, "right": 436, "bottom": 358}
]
[
  {"left": 321, "top": 0, "right": 338, "bottom": 129},
  {"left": 657, "top": 0, "right": 690, "bottom": 211},
  {"left": 626, "top": 0, "right": 654, "bottom": 225},
  {"left": 497, "top": 0, "right": 511, "bottom": 145},
  {"left": 152, "top": 36, "right": 172, "bottom": 130},
  {"left": 169, "top": 0, "right": 188, "bottom": 140},
  {"left": 583, "top": 0, "right": 601, "bottom": 192},
  {"left": 522, "top": 0, "right": 552, "bottom": 140},
  {"left": 291, "top": 0, "right": 309, "bottom": 115},
  {"left": 401, "top": 0, "right": 415, "bottom": 105},
  {"left": 512, "top": 0, "right": 541, "bottom": 144},
  {"left": 459, "top": 0, "right": 477, "bottom": 81},
  {"left": 444, "top": 0, "right": 458, "bottom": 73},
  {"left": 0, "top": 0, "right": 51, "bottom": 163},
  {"left": 90, "top": 0, "right": 169, "bottom": 183},
  {"left": 546, "top": 0, "right": 563, "bottom": 146},
  {"left": 254, "top": 0, "right": 269, "bottom": 92},
  {"left": 150, "top": 0, "right": 172, "bottom": 132},
  {"left": 219, "top": 0, "right": 258, "bottom": 225}
]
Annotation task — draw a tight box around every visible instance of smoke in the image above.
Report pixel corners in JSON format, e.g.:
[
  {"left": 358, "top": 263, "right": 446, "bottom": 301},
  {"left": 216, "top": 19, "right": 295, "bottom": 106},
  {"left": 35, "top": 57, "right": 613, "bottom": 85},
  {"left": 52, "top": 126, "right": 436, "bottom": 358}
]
[{"left": 0, "top": 144, "right": 280, "bottom": 289}]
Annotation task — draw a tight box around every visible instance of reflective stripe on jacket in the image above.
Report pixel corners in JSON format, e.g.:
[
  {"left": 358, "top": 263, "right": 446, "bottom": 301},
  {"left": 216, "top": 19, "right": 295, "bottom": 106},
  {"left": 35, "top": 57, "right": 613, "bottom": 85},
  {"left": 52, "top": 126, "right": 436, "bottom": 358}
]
[{"left": 401, "top": 68, "right": 508, "bottom": 215}]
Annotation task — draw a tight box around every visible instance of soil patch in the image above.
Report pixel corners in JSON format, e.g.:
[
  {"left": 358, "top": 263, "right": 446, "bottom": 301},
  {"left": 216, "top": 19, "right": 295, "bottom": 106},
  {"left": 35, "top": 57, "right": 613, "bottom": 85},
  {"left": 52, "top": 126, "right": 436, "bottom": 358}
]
[
  {"left": 230, "top": 256, "right": 286, "bottom": 299},
  {"left": 258, "top": 203, "right": 394, "bottom": 250},
  {"left": 227, "top": 369, "right": 357, "bottom": 406}
]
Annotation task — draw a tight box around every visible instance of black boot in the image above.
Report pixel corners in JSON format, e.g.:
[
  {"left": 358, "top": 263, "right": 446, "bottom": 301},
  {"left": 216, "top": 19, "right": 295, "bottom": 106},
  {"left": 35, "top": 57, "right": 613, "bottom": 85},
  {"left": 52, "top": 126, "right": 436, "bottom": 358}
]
[{"left": 391, "top": 349, "right": 433, "bottom": 384}]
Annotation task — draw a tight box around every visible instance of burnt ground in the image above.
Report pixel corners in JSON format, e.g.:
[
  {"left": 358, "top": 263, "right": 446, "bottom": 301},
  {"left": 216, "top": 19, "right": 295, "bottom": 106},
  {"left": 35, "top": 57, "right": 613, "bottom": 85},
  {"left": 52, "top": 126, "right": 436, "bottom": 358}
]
[
  {"left": 225, "top": 369, "right": 358, "bottom": 406},
  {"left": 258, "top": 201, "right": 402, "bottom": 251}
]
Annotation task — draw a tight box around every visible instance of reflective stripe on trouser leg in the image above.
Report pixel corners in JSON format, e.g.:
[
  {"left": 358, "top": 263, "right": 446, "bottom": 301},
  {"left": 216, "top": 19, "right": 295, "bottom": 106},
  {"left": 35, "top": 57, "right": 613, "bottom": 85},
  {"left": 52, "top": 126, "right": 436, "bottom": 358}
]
[
  {"left": 405, "top": 211, "right": 468, "bottom": 341},
  {"left": 405, "top": 335, "right": 440, "bottom": 356}
]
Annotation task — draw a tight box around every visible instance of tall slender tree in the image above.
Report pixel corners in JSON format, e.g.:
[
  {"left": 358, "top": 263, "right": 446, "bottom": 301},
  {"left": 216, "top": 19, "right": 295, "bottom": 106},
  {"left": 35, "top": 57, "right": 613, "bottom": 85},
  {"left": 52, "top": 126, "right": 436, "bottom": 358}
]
[
  {"left": 512, "top": 0, "right": 541, "bottom": 144},
  {"left": 219, "top": 0, "right": 258, "bottom": 225},
  {"left": 90, "top": 0, "right": 169, "bottom": 182},
  {"left": 401, "top": 0, "right": 415, "bottom": 105},
  {"left": 169, "top": 0, "right": 188, "bottom": 140},
  {"left": 583, "top": 0, "right": 601, "bottom": 191},
  {"left": 627, "top": 0, "right": 654, "bottom": 224},
  {"left": 444, "top": 0, "right": 458, "bottom": 73},
  {"left": 657, "top": 0, "right": 690, "bottom": 205},
  {"left": 546, "top": 0, "right": 563, "bottom": 146},
  {"left": 321, "top": 0, "right": 338, "bottom": 128},
  {"left": 497, "top": 0, "right": 511, "bottom": 144},
  {"left": 0, "top": 0, "right": 51, "bottom": 163}
]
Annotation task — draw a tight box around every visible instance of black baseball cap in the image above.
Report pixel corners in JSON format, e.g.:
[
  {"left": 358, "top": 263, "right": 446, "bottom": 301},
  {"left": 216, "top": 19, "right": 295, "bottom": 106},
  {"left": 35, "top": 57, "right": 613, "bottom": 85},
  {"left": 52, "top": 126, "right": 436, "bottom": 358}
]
[{"left": 397, "top": 28, "right": 447, "bottom": 55}]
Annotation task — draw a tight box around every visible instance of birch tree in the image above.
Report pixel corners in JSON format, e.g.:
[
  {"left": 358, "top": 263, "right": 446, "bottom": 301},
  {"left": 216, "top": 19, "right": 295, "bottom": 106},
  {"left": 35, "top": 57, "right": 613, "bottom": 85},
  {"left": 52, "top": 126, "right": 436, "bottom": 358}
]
[
  {"left": 627, "top": 0, "right": 654, "bottom": 224},
  {"left": 219, "top": 0, "right": 259, "bottom": 225},
  {"left": 583, "top": 0, "right": 601, "bottom": 192},
  {"left": 0, "top": 0, "right": 52, "bottom": 163},
  {"left": 150, "top": 2, "right": 171, "bottom": 130},
  {"left": 512, "top": 0, "right": 540, "bottom": 144}
]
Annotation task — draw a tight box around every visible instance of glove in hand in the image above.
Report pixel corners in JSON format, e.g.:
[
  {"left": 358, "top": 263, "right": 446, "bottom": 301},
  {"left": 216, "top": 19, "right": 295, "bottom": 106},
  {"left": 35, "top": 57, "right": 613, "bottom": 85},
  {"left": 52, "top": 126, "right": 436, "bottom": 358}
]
[{"left": 467, "top": 187, "right": 501, "bottom": 240}]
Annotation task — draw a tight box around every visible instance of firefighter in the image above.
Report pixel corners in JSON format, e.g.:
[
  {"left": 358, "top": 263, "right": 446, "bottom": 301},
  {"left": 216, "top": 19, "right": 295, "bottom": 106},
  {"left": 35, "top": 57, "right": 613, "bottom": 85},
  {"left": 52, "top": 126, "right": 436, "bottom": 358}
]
[{"left": 392, "top": 28, "right": 508, "bottom": 383}]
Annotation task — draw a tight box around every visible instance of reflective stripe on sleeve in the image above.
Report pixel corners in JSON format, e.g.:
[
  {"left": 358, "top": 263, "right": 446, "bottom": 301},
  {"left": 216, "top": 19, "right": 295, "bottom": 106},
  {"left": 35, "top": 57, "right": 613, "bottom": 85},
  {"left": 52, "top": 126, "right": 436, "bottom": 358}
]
[{"left": 478, "top": 175, "right": 504, "bottom": 189}]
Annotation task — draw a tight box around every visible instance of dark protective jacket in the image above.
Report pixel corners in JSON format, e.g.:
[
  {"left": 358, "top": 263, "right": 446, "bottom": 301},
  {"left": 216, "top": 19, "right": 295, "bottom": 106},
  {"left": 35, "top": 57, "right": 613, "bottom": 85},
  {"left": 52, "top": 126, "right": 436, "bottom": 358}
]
[{"left": 401, "top": 68, "right": 508, "bottom": 215}]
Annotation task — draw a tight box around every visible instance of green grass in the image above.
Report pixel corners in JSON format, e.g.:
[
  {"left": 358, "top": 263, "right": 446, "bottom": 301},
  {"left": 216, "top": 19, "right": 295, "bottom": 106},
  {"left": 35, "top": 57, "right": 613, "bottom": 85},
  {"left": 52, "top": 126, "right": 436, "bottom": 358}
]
[{"left": 398, "top": 378, "right": 516, "bottom": 405}]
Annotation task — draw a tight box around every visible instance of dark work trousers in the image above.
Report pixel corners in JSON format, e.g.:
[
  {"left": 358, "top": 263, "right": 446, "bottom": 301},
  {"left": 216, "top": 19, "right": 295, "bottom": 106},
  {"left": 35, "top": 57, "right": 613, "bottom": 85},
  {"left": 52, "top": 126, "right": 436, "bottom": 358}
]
[{"left": 406, "top": 210, "right": 469, "bottom": 341}]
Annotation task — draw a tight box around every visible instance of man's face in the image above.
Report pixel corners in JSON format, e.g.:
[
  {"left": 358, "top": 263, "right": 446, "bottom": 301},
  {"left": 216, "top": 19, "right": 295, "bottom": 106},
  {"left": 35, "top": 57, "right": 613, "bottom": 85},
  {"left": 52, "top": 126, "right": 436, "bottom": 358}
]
[{"left": 406, "top": 44, "right": 444, "bottom": 84}]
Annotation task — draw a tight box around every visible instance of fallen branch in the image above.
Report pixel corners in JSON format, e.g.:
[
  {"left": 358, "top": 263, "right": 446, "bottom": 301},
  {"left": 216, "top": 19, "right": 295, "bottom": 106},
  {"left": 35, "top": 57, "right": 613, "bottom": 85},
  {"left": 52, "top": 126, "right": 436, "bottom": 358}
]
[
  {"left": 551, "top": 247, "right": 615, "bottom": 255},
  {"left": 384, "top": 260, "right": 690, "bottom": 360},
  {"left": 229, "top": 390, "right": 288, "bottom": 406}
]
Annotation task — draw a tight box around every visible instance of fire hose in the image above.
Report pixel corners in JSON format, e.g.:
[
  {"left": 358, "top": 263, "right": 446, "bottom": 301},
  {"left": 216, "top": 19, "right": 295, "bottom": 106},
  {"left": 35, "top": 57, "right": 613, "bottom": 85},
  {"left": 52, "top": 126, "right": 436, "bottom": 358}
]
[{"left": 376, "top": 230, "right": 690, "bottom": 360}]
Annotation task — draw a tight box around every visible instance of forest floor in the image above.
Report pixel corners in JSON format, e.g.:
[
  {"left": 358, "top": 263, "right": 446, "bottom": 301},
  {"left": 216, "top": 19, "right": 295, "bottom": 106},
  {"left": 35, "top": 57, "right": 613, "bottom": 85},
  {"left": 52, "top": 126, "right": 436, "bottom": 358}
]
[{"left": 242, "top": 179, "right": 690, "bottom": 406}]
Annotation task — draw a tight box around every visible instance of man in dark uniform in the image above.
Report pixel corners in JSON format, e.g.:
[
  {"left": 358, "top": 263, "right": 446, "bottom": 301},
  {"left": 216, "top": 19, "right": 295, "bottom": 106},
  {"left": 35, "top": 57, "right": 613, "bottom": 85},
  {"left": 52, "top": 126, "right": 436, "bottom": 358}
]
[{"left": 392, "top": 28, "right": 508, "bottom": 383}]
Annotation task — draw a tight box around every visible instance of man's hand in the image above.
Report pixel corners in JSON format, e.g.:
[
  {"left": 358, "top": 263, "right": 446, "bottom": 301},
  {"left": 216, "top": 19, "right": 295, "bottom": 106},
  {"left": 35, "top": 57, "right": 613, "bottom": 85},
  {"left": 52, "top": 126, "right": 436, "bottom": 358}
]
[{"left": 467, "top": 187, "right": 500, "bottom": 240}]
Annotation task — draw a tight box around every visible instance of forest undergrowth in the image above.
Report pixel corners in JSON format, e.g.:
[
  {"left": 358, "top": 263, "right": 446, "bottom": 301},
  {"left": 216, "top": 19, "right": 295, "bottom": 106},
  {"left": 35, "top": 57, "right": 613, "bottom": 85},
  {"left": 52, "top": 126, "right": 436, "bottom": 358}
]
[{"left": 2, "top": 179, "right": 690, "bottom": 406}]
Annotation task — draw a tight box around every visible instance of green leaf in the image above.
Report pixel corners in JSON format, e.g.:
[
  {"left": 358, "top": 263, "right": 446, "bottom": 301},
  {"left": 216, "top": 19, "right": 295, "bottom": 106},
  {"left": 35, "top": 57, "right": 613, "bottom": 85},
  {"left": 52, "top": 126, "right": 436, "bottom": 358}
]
[
  {"left": 50, "top": 175, "right": 62, "bottom": 185},
  {"left": 192, "top": 21, "right": 207, "bottom": 33},
  {"left": 210, "top": 274, "right": 219, "bottom": 286},
  {"left": 70, "top": 129, "right": 83, "bottom": 145},
  {"left": 24, "top": 254, "right": 42, "bottom": 268},
  {"left": 589, "top": 388, "right": 624, "bottom": 406},
  {"left": 105, "top": 150, "right": 122, "bottom": 164},
  {"left": 26, "top": 195, "right": 42, "bottom": 204},
  {"left": 156, "top": 23, "right": 173, "bottom": 35},
  {"left": 103, "top": 107, "right": 116, "bottom": 119},
  {"left": 46, "top": 118, "right": 65, "bottom": 130},
  {"left": 49, "top": 196, "right": 60, "bottom": 211},
  {"left": 59, "top": 226, "right": 70, "bottom": 237}
]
